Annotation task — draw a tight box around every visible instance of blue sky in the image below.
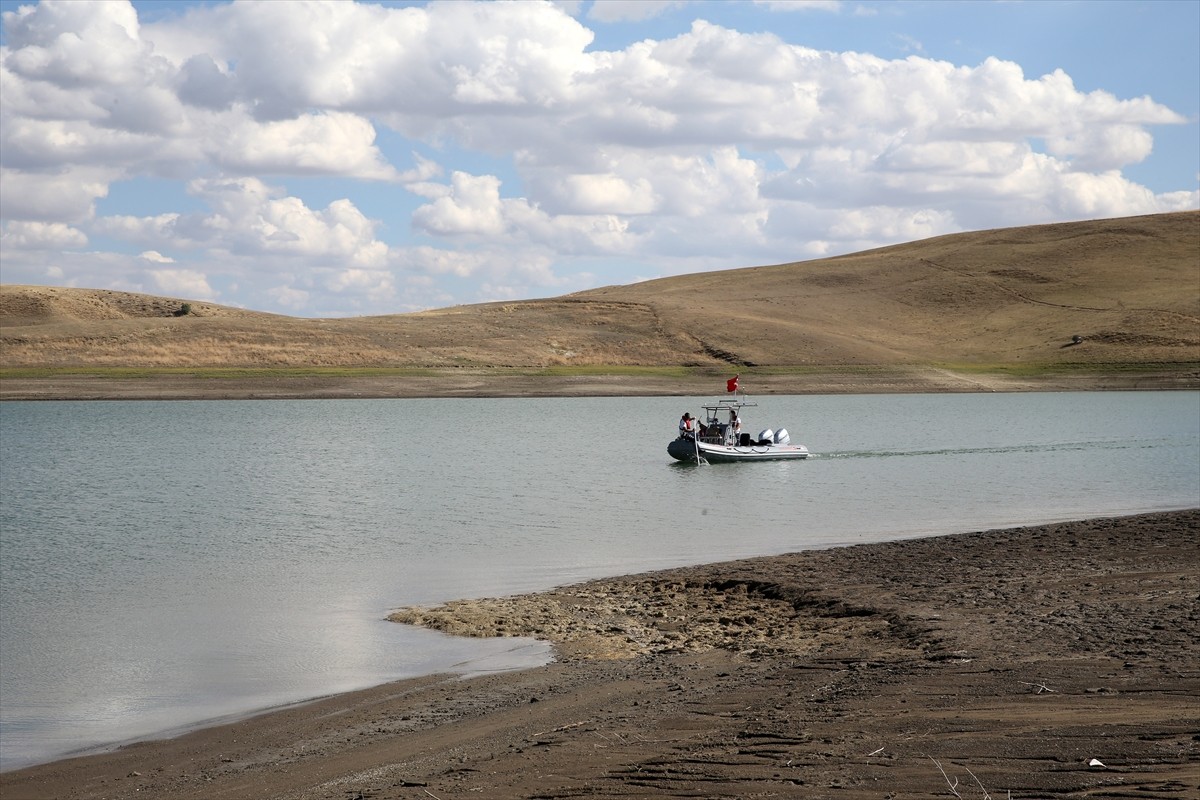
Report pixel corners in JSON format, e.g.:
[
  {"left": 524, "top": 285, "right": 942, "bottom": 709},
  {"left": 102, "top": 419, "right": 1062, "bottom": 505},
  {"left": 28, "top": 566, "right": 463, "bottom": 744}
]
[{"left": 2, "top": 0, "right": 1196, "bottom": 317}]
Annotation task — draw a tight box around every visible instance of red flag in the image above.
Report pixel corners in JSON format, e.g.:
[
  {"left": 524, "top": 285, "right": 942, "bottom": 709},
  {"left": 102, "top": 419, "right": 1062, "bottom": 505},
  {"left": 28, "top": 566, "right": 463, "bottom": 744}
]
[{"left": 726, "top": 375, "right": 739, "bottom": 393}]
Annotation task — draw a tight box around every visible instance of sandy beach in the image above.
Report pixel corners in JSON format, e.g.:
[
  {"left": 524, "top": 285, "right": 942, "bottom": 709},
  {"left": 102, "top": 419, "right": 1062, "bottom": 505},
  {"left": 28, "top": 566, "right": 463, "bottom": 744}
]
[{"left": 2, "top": 509, "right": 1196, "bottom": 799}]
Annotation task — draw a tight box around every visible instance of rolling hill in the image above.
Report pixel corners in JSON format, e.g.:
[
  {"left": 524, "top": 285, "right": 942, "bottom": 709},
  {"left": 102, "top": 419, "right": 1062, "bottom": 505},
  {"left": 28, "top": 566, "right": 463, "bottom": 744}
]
[{"left": 2, "top": 211, "right": 1197, "bottom": 396}]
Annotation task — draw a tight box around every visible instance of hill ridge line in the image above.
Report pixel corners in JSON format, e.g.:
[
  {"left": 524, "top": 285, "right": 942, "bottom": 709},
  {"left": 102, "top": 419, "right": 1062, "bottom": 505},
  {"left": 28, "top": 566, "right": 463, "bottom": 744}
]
[{"left": 2, "top": 212, "right": 1197, "bottom": 382}]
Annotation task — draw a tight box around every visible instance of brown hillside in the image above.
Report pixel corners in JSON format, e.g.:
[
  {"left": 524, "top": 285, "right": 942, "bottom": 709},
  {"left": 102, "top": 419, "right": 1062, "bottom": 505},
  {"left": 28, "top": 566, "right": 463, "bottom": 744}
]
[
  {"left": 579, "top": 211, "right": 1200, "bottom": 368},
  {"left": 2, "top": 212, "right": 1197, "bottom": 373}
]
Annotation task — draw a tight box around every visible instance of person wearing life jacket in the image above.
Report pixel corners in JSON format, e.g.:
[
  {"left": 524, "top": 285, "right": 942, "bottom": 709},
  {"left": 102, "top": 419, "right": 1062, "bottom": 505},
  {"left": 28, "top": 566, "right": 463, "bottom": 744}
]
[{"left": 678, "top": 412, "right": 695, "bottom": 440}]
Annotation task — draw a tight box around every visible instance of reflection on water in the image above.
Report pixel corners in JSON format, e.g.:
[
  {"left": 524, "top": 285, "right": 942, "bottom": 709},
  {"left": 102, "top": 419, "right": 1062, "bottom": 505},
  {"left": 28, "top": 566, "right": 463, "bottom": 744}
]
[{"left": 1, "top": 392, "right": 1197, "bottom": 769}]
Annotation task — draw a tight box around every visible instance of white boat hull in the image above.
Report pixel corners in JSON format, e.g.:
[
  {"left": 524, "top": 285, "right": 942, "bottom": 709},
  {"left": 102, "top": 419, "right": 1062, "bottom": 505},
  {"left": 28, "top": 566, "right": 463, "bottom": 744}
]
[{"left": 667, "top": 437, "right": 809, "bottom": 463}]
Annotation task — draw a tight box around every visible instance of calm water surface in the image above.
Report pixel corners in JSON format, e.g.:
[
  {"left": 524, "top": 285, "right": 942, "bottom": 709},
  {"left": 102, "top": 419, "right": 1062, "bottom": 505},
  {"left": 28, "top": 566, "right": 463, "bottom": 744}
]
[{"left": 2, "top": 392, "right": 1197, "bottom": 769}]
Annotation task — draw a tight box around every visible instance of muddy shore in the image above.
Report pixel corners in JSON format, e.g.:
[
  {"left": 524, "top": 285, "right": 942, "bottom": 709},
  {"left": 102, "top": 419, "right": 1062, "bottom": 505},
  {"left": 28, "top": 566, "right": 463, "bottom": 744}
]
[{"left": 2, "top": 509, "right": 1196, "bottom": 799}]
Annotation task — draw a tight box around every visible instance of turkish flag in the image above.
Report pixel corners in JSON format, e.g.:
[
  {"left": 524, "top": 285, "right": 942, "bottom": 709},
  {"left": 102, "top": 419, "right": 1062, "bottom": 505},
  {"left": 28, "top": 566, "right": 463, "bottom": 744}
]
[{"left": 726, "top": 375, "right": 739, "bottom": 393}]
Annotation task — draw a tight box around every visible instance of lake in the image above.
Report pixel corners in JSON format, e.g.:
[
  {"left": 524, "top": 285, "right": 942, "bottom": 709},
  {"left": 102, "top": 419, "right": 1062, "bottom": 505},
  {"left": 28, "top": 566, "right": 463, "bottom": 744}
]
[{"left": 1, "top": 391, "right": 1197, "bottom": 770}]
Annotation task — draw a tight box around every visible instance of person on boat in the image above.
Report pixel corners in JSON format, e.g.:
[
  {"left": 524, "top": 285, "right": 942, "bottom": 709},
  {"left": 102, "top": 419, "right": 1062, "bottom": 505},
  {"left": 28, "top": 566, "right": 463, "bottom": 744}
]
[
  {"left": 729, "top": 410, "right": 742, "bottom": 442},
  {"left": 678, "top": 412, "right": 695, "bottom": 440}
]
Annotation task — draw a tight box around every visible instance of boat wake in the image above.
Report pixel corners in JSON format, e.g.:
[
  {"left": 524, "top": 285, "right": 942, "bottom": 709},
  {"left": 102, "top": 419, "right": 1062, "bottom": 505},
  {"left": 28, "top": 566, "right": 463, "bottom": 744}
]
[{"left": 819, "top": 439, "right": 1164, "bottom": 460}]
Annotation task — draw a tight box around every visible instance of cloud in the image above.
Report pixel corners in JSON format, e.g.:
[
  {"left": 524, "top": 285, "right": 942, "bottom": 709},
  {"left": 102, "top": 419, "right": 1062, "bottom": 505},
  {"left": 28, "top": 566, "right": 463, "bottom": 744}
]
[
  {"left": 0, "top": 166, "right": 115, "bottom": 223},
  {"left": 143, "top": 0, "right": 596, "bottom": 120},
  {"left": 3, "top": 0, "right": 148, "bottom": 86},
  {"left": 2, "top": 0, "right": 185, "bottom": 144},
  {"left": 410, "top": 169, "right": 640, "bottom": 258},
  {"left": 540, "top": 171, "right": 659, "bottom": 215},
  {"left": 412, "top": 172, "right": 507, "bottom": 237},
  {"left": 2, "top": 220, "right": 88, "bottom": 250},
  {"left": 148, "top": 268, "right": 214, "bottom": 299},
  {"left": 399, "top": 245, "right": 490, "bottom": 279},
  {"left": 210, "top": 111, "right": 402, "bottom": 180},
  {"left": 175, "top": 53, "right": 237, "bottom": 110},
  {"left": 83, "top": 174, "right": 554, "bottom": 313},
  {"left": 101, "top": 176, "right": 393, "bottom": 268},
  {"left": 0, "top": 1, "right": 409, "bottom": 183},
  {"left": 268, "top": 284, "right": 310, "bottom": 311}
]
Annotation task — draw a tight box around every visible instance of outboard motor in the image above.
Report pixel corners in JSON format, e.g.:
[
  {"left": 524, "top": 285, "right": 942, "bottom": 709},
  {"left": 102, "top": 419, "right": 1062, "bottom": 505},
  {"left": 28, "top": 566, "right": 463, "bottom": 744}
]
[
  {"left": 757, "top": 429, "right": 773, "bottom": 446},
  {"left": 773, "top": 428, "right": 790, "bottom": 445}
]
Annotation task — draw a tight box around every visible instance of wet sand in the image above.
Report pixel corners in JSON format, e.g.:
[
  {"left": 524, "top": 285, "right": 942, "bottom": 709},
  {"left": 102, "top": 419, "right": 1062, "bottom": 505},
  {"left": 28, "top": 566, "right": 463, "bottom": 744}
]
[{"left": 2, "top": 510, "right": 1197, "bottom": 799}]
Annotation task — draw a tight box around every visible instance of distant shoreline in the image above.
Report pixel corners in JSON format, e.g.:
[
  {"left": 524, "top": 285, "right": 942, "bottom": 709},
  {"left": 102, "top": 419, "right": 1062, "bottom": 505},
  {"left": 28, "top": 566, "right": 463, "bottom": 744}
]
[{"left": 2, "top": 364, "right": 1197, "bottom": 400}]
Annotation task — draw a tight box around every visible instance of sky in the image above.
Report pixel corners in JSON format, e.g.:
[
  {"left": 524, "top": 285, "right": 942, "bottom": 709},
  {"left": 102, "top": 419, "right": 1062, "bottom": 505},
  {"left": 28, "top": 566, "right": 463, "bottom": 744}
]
[{"left": 1, "top": 0, "right": 1197, "bottom": 318}]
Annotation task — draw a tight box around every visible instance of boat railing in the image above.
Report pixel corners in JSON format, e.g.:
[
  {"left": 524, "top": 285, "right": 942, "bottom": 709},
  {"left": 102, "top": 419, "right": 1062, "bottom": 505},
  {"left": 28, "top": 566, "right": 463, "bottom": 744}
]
[{"left": 700, "top": 398, "right": 757, "bottom": 413}]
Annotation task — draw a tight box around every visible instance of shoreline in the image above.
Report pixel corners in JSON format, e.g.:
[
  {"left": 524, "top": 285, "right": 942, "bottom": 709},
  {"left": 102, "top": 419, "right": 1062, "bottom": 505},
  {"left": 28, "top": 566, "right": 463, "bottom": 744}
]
[
  {"left": 2, "top": 365, "right": 1198, "bottom": 400},
  {"left": 3, "top": 509, "right": 1196, "bottom": 798}
]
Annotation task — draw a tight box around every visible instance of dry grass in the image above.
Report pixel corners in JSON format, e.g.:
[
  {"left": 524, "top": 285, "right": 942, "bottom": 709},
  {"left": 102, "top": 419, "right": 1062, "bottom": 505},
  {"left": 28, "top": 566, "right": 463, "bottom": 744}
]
[{"left": 2, "top": 211, "right": 1197, "bottom": 374}]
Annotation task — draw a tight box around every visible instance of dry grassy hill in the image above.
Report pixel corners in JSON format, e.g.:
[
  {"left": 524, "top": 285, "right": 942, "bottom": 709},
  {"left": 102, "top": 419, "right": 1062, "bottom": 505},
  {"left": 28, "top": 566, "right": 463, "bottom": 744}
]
[
  {"left": 2, "top": 212, "right": 1197, "bottom": 395},
  {"left": 579, "top": 210, "right": 1200, "bottom": 368}
]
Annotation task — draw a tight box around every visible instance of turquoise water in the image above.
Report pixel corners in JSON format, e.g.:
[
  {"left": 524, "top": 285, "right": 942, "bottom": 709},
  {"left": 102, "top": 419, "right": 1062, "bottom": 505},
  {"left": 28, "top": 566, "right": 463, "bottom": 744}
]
[{"left": 1, "top": 392, "right": 1197, "bottom": 770}]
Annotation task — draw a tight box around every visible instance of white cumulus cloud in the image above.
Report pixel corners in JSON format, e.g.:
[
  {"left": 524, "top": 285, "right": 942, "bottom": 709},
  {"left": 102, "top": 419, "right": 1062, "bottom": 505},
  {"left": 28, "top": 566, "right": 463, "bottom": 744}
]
[
  {"left": 148, "top": 268, "right": 214, "bottom": 299},
  {"left": 2, "top": 220, "right": 88, "bottom": 250}
]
